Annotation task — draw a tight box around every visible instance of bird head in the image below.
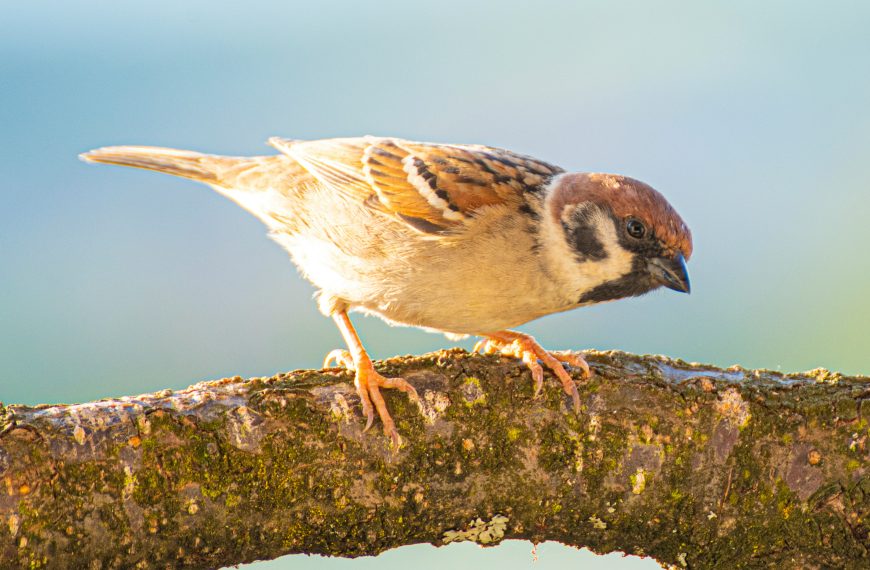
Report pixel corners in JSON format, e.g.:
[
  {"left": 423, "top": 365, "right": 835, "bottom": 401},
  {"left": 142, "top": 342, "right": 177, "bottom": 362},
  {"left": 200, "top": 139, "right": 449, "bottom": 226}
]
[{"left": 544, "top": 172, "right": 692, "bottom": 305}]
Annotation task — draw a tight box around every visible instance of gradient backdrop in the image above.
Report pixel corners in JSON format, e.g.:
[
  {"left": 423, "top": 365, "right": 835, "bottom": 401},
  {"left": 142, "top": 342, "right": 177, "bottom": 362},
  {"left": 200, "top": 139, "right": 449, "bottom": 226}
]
[{"left": 2, "top": 2, "right": 869, "bottom": 568}]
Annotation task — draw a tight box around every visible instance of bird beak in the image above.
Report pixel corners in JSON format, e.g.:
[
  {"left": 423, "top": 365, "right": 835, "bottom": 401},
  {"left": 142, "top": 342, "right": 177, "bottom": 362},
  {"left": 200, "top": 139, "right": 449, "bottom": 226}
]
[{"left": 648, "top": 253, "right": 691, "bottom": 294}]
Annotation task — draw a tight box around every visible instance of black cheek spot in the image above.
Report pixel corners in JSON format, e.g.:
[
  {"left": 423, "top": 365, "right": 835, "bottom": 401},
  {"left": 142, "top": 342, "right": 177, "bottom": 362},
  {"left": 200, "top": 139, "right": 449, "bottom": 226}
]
[{"left": 565, "top": 221, "right": 607, "bottom": 261}]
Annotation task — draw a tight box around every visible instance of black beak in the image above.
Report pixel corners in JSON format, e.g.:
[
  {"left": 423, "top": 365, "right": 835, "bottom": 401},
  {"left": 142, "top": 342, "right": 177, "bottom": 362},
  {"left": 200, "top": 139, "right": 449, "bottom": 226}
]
[{"left": 648, "top": 253, "right": 691, "bottom": 294}]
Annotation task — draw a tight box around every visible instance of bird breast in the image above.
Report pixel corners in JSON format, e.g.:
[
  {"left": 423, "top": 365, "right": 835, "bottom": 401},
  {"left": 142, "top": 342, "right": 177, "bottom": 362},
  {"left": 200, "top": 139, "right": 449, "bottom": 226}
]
[{"left": 270, "top": 193, "right": 573, "bottom": 335}]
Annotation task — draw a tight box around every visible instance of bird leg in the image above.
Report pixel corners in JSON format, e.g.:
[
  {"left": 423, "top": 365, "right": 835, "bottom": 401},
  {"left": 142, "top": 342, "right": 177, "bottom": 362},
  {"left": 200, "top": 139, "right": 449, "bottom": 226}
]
[
  {"left": 326, "top": 311, "right": 419, "bottom": 446},
  {"left": 474, "top": 330, "right": 589, "bottom": 411}
]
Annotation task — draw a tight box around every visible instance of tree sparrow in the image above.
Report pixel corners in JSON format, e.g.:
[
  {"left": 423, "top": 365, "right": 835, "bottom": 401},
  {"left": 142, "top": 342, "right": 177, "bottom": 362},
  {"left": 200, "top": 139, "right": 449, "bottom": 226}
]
[{"left": 81, "top": 136, "right": 692, "bottom": 445}]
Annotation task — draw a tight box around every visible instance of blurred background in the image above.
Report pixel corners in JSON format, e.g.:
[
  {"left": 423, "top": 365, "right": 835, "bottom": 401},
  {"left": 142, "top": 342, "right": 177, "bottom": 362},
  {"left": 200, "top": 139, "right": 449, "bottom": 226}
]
[{"left": 2, "top": 1, "right": 868, "bottom": 568}]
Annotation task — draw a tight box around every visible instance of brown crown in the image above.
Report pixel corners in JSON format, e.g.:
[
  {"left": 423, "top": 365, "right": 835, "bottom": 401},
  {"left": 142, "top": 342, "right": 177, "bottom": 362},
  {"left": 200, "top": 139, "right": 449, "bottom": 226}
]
[{"left": 550, "top": 172, "right": 693, "bottom": 259}]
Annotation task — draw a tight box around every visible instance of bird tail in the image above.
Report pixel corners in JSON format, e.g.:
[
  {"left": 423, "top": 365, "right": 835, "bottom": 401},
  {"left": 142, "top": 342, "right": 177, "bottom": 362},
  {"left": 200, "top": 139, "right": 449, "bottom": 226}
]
[{"left": 79, "top": 145, "right": 240, "bottom": 185}]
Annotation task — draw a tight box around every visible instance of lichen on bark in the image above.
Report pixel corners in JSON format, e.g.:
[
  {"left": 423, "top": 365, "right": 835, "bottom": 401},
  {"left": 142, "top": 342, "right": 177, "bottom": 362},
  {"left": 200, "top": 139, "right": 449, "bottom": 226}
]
[{"left": 0, "top": 349, "right": 867, "bottom": 569}]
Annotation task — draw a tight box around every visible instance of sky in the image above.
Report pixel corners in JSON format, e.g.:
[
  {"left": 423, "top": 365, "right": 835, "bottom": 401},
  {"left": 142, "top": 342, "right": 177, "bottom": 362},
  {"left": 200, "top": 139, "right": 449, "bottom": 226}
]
[{"left": 1, "top": 1, "right": 869, "bottom": 568}]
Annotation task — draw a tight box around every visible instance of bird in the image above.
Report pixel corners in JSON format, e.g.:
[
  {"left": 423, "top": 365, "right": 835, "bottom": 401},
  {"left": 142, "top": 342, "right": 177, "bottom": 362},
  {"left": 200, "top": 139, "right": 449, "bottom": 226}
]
[{"left": 80, "top": 136, "right": 692, "bottom": 446}]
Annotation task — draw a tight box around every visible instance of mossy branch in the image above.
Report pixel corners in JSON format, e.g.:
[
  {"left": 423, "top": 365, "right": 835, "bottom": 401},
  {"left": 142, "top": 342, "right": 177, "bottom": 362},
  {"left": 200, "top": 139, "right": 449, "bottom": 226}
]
[{"left": 0, "top": 349, "right": 868, "bottom": 569}]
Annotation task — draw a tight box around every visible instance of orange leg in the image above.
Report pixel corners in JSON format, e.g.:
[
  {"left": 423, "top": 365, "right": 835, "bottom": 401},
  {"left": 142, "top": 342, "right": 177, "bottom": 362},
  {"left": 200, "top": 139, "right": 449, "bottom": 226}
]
[
  {"left": 325, "top": 311, "right": 419, "bottom": 446},
  {"left": 474, "top": 330, "right": 589, "bottom": 411}
]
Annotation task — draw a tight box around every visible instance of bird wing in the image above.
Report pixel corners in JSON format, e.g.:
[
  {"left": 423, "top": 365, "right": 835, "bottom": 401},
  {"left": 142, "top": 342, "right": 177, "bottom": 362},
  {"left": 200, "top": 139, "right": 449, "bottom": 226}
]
[{"left": 268, "top": 136, "right": 563, "bottom": 233}]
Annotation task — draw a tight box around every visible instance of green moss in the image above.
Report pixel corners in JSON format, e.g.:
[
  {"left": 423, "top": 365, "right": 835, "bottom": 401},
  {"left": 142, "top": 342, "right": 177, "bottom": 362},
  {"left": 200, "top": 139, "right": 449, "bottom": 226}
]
[
  {"left": 460, "top": 376, "right": 487, "bottom": 407},
  {"left": 630, "top": 469, "right": 648, "bottom": 495},
  {"left": 0, "top": 403, "right": 14, "bottom": 432},
  {"left": 538, "top": 424, "right": 582, "bottom": 472},
  {"left": 4, "top": 350, "right": 867, "bottom": 568}
]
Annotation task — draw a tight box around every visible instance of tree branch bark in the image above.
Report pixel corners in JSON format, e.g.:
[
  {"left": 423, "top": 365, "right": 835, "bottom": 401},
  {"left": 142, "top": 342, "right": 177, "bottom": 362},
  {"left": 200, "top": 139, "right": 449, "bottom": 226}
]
[{"left": 1, "top": 349, "right": 868, "bottom": 569}]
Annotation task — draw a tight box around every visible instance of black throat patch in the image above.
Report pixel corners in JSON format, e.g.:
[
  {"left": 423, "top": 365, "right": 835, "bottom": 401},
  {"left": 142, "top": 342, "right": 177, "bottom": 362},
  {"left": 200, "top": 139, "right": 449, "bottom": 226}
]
[{"left": 577, "top": 257, "right": 657, "bottom": 304}]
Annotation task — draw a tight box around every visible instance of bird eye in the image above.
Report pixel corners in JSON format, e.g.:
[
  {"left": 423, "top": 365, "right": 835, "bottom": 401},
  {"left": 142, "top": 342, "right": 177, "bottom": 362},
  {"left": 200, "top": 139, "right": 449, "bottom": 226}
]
[{"left": 626, "top": 218, "right": 646, "bottom": 239}]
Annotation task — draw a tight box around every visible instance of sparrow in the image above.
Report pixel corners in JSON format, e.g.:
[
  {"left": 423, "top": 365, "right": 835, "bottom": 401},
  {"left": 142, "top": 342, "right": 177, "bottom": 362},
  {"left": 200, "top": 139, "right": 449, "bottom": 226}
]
[{"left": 81, "top": 136, "right": 692, "bottom": 445}]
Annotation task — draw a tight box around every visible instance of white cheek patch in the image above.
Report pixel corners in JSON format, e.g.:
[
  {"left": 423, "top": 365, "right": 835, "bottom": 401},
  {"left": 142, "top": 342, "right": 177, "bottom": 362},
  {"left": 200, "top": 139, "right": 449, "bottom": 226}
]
[
  {"left": 583, "top": 209, "right": 634, "bottom": 282},
  {"left": 540, "top": 201, "right": 634, "bottom": 303}
]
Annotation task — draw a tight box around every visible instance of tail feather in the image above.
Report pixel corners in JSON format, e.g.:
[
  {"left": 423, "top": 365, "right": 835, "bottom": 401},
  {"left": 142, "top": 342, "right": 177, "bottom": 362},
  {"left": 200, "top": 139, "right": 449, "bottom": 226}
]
[{"left": 79, "top": 145, "right": 235, "bottom": 184}]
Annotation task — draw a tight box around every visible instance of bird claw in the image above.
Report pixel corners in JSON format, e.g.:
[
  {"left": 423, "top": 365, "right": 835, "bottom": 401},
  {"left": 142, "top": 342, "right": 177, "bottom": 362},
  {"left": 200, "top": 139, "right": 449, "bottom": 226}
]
[
  {"left": 350, "top": 361, "right": 419, "bottom": 447},
  {"left": 475, "top": 332, "right": 589, "bottom": 412},
  {"left": 323, "top": 349, "right": 378, "bottom": 432},
  {"left": 323, "top": 349, "right": 355, "bottom": 370},
  {"left": 550, "top": 350, "right": 591, "bottom": 378},
  {"left": 521, "top": 351, "right": 545, "bottom": 398}
]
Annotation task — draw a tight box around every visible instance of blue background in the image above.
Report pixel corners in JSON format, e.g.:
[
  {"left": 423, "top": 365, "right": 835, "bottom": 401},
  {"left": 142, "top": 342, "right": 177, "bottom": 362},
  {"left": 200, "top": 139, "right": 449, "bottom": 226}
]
[{"left": 2, "top": 2, "right": 868, "bottom": 568}]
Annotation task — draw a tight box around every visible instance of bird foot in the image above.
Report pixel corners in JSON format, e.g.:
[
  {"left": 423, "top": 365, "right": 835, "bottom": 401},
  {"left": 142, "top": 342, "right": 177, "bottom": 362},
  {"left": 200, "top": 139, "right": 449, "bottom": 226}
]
[
  {"left": 474, "top": 332, "right": 589, "bottom": 412},
  {"left": 324, "top": 349, "right": 419, "bottom": 447}
]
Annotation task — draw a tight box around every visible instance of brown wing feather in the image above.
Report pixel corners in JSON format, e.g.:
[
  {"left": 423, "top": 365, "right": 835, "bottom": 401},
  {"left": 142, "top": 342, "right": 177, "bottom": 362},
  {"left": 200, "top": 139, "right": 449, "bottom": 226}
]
[
  {"left": 362, "top": 139, "right": 448, "bottom": 222},
  {"left": 269, "top": 136, "right": 564, "bottom": 233}
]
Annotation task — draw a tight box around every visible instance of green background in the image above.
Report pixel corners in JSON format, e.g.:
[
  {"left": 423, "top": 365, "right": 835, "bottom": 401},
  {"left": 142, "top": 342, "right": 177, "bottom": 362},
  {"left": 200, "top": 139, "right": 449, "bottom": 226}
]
[{"left": 2, "top": 2, "right": 868, "bottom": 568}]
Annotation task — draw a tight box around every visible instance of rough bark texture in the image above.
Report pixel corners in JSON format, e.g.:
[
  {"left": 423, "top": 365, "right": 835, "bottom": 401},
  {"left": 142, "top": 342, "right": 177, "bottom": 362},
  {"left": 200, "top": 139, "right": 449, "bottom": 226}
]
[{"left": 0, "top": 349, "right": 868, "bottom": 569}]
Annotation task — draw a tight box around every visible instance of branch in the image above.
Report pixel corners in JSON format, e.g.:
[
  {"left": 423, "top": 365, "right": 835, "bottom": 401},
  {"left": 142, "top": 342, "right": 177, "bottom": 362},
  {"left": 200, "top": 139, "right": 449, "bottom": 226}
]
[{"left": 1, "top": 349, "right": 868, "bottom": 569}]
